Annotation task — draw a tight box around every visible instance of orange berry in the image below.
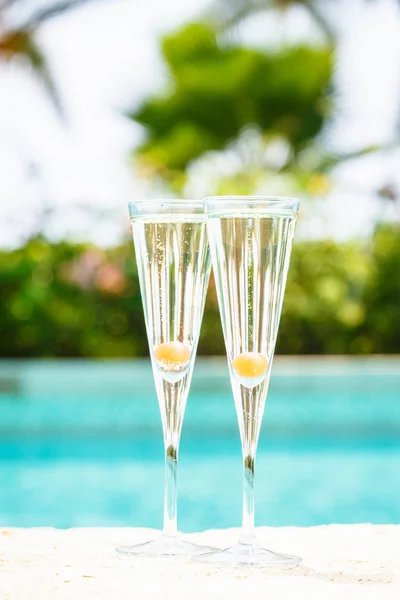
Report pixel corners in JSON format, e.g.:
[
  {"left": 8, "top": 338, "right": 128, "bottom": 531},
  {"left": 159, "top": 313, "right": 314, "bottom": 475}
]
[
  {"left": 154, "top": 341, "right": 191, "bottom": 371},
  {"left": 232, "top": 352, "right": 268, "bottom": 378}
]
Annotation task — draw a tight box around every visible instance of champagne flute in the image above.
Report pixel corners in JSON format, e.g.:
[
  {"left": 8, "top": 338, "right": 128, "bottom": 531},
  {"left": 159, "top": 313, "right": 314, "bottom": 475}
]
[
  {"left": 195, "top": 196, "right": 301, "bottom": 567},
  {"left": 117, "top": 199, "right": 214, "bottom": 557}
]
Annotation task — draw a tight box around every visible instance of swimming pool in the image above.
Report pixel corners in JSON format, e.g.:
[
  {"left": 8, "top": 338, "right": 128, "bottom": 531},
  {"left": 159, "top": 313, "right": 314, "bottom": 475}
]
[{"left": 0, "top": 358, "right": 399, "bottom": 530}]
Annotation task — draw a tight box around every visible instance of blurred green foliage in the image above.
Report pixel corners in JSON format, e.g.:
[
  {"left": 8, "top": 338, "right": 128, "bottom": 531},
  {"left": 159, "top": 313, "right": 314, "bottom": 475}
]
[
  {"left": 0, "top": 238, "right": 146, "bottom": 358},
  {"left": 131, "top": 22, "right": 333, "bottom": 182},
  {"left": 130, "top": 18, "right": 387, "bottom": 199},
  {"left": 1, "top": 10, "right": 398, "bottom": 359},
  {"left": 1, "top": 226, "right": 399, "bottom": 357}
]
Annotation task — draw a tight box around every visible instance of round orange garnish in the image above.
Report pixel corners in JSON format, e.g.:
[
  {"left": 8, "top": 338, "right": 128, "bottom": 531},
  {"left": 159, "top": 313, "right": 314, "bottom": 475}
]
[
  {"left": 232, "top": 352, "right": 268, "bottom": 378},
  {"left": 154, "top": 341, "right": 191, "bottom": 371}
]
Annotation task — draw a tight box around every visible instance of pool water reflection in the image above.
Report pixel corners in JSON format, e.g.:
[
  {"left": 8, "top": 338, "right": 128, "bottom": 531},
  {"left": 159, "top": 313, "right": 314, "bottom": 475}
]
[{"left": 0, "top": 358, "right": 399, "bottom": 529}]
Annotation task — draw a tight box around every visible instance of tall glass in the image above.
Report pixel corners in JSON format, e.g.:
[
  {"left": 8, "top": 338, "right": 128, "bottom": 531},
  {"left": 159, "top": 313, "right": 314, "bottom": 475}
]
[
  {"left": 195, "top": 196, "right": 301, "bottom": 567},
  {"left": 117, "top": 200, "right": 214, "bottom": 557}
]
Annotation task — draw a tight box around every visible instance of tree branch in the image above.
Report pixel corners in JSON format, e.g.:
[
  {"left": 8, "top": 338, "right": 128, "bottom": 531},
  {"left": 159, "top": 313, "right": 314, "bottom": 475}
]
[
  {"left": 212, "top": 0, "right": 336, "bottom": 43},
  {"left": 1, "top": 0, "right": 104, "bottom": 34},
  {"left": 301, "top": 0, "right": 335, "bottom": 44},
  {"left": 26, "top": 0, "right": 104, "bottom": 30}
]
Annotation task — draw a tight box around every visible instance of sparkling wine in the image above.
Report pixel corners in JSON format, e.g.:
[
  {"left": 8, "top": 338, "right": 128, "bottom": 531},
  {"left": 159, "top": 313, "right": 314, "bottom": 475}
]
[
  {"left": 208, "top": 211, "right": 296, "bottom": 483},
  {"left": 133, "top": 217, "right": 210, "bottom": 384},
  {"left": 117, "top": 202, "right": 214, "bottom": 558},
  {"left": 194, "top": 197, "right": 300, "bottom": 567}
]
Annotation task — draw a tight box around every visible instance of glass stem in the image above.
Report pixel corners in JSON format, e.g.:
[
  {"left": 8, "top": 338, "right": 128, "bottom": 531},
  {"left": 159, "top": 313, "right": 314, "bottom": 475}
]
[
  {"left": 240, "top": 454, "right": 256, "bottom": 544},
  {"left": 163, "top": 443, "right": 178, "bottom": 537}
]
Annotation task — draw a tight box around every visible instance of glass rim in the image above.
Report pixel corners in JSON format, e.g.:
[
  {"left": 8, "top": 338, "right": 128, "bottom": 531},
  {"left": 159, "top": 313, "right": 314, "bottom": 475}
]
[
  {"left": 128, "top": 199, "right": 203, "bottom": 207},
  {"left": 128, "top": 199, "right": 205, "bottom": 219},
  {"left": 205, "top": 195, "right": 299, "bottom": 205}
]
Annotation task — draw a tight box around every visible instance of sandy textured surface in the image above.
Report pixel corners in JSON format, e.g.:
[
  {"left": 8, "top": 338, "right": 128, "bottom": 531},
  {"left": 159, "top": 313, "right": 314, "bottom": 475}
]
[{"left": 0, "top": 526, "right": 399, "bottom": 599}]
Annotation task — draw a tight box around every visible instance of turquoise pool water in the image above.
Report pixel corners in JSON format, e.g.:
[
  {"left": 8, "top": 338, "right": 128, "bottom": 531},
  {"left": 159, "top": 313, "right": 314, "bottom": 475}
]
[{"left": 0, "top": 358, "right": 399, "bottom": 530}]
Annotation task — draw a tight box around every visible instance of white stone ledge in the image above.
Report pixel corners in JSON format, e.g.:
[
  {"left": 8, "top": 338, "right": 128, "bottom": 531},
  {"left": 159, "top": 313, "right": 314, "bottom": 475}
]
[{"left": 0, "top": 525, "right": 399, "bottom": 599}]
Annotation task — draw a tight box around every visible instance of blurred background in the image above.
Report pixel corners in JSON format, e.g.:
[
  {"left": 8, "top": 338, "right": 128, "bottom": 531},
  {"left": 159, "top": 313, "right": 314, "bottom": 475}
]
[{"left": 0, "top": 0, "right": 399, "bottom": 530}]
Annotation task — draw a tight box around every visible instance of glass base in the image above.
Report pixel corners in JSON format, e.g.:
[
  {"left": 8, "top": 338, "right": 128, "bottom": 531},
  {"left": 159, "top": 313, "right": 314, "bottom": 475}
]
[
  {"left": 116, "top": 534, "right": 217, "bottom": 558},
  {"left": 193, "top": 540, "right": 301, "bottom": 568}
]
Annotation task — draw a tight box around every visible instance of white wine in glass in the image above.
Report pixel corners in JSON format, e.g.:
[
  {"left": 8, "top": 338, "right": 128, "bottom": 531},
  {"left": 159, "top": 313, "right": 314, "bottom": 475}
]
[
  {"left": 195, "top": 196, "right": 301, "bottom": 567},
  {"left": 117, "top": 200, "right": 214, "bottom": 558}
]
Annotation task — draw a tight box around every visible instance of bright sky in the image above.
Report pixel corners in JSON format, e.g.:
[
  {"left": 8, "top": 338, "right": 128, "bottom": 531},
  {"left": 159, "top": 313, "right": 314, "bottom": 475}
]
[{"left": 0, "top": 0, "right": 399, "bottom": 247}]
